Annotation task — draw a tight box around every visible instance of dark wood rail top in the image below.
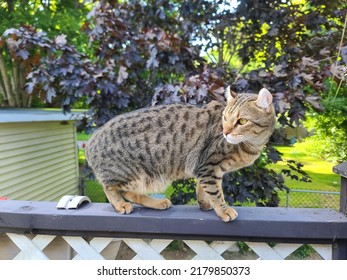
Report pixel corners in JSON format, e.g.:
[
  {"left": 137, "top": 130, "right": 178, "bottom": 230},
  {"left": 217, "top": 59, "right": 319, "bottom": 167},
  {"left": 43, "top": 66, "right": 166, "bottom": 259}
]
[{"left": 1, "top": 200, "right": 347, "bottom": 243}]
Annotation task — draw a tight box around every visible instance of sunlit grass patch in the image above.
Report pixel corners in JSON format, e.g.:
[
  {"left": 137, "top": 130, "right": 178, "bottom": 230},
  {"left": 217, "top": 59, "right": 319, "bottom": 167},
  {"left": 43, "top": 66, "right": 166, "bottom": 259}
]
[{"left": 270, "top": 145, "right": 340, "bottom": 192}]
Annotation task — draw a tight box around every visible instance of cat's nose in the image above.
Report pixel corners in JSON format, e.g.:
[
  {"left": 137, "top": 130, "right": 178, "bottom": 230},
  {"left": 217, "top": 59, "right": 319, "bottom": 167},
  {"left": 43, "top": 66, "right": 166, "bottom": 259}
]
[{"left": 223, "top": 128, "right": 231, "bottom": 136}]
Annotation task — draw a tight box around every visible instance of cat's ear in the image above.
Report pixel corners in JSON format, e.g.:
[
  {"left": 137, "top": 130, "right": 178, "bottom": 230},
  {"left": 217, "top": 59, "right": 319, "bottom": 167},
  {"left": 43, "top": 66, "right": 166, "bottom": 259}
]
[
  {"left": 256, "top": 88, "right": 273, "bottom": 112},
  {"left": 225, "top": 86, "right": 237, "bottom": 102}
]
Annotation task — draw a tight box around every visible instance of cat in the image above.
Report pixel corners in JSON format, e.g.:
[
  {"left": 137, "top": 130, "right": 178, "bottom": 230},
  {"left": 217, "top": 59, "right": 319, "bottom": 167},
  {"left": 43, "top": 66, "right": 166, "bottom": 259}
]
[{"left": 85, "top": 87, "right": 276, "bottom": 222}]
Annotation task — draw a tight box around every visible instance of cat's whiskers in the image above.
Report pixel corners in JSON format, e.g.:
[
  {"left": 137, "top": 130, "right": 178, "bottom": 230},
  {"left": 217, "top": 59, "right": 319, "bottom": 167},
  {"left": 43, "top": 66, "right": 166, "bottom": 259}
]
[
  {"left": 241, "top": 140, "right": 259, "bottom": 154},
  {"left": 243, "top": 141, "right": 254, "bottom": 149}
]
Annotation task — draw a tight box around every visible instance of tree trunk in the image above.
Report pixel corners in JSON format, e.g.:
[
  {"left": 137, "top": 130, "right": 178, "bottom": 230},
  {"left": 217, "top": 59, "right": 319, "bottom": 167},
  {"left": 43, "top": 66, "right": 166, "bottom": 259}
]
[
  {"left": 12, "top": 61, "right": 21, "bottom": 106},
  {"left": 19, "top": 63, "right": 30, "bottom": 107},
  {"left": 0, "top": 82, "right": 5, "bottom": 106},
  {"left": 0, "top": 53, "right": 16, "bottom": 106}
]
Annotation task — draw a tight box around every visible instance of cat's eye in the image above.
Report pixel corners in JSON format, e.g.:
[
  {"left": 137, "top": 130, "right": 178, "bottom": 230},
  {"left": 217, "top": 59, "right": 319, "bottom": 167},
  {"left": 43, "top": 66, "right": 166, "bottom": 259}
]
[{"left": 238, "top": 118, "right": 248, "bottom": 125}]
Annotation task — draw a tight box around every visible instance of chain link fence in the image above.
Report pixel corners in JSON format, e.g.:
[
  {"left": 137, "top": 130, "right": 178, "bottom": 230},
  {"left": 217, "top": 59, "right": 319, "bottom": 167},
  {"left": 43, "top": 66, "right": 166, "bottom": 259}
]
[
  {"left": 278, "top": 189, "right": 340, "bottom": 211},
  {"left": 80, "top": 177, "right": 107, "bottom": 203},
  {"left": 79, "top": 177, "right": 340, "bottom": 211}
]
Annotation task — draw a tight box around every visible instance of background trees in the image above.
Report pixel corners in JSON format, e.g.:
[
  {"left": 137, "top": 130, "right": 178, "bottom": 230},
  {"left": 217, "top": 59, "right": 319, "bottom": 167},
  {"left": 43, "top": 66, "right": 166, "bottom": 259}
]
[
  {"left": 2, "top": 1, "right": 345, "bottom": 124},
  {"left": 0, "top": 0, "right": 89, "bottom": 107},
  {"left": 1, "top": 0, "right": 346, "bottom": 205}
]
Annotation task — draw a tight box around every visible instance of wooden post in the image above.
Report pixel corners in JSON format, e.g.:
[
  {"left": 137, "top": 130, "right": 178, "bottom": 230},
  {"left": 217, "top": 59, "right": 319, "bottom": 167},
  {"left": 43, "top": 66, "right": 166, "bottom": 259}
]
[
  {"left": 333, "top": 162, "right": 347, "bottom": 214},
  {"left": 340, "top": 177, "right": 347, "bottom": 214},
  {"left": 332, "top": 241, "right": 347, "bottom": 260},
  {"left": 333, "top": 162, "right": 347, "bottom": 259}
]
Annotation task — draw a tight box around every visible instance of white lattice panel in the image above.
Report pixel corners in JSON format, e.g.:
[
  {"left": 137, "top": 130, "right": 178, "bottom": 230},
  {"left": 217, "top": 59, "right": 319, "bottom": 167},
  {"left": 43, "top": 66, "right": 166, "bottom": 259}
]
[
  {"left": 0, "top": 233, "right": 332, "bottom": 260},
  {"left": 7, "top": 233, "right": 52, "bottom": 260},
  {"left": 185, "top": 240, "right": 233, "bottom": 260},
  {"left": 246, "top": 242, "right": 302, "bottom": 260}
]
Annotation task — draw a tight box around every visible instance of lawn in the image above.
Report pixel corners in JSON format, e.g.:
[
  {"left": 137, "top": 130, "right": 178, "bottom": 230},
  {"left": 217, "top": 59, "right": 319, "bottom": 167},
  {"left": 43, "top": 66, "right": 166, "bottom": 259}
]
[
  {"left": 270, "top": 145, "right": 340, "bottom": 209},
  {"left": 77, "top": 131, "right": 90, "bottom": 141},
  {"left": 271, "top": 145, "right": 340, "bottom": 192}
]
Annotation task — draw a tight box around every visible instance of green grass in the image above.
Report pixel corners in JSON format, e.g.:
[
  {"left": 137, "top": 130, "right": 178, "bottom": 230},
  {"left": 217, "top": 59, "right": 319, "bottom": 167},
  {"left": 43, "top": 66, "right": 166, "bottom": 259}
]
[
  {"left": 270, "top": 144, "right": 340, "bottom": 209},
  {"left": 85, "top": 180, "right": 106, "bottom": 203},
  {"left": 270, "top": 145, "right": 340, "bottom": 192},
  {"left": 77, "top": 131, "right": 90, "bottom": 141}
]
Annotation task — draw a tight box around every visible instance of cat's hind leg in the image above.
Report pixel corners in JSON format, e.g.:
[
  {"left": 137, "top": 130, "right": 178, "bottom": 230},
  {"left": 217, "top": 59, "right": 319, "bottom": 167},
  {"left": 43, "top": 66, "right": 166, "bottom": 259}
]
[
  {"left": 122, "top": 191, "right": 172, "bottom": 210},
  {"left": 103, "top": 185, "right": 133, "bottom": 214}
]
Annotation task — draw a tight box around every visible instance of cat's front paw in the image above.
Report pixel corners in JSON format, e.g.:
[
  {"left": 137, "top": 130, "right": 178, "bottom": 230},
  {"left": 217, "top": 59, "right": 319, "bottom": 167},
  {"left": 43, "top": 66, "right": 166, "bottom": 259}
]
[
  {"left": 217, "top": 206, "right": 238, "bottom": 222},
  {"left": 155, "top": 198, "right": 172, "bottom": 210},
  {"left": 115, "top": 202, "right": 133, "bottom": 214}
]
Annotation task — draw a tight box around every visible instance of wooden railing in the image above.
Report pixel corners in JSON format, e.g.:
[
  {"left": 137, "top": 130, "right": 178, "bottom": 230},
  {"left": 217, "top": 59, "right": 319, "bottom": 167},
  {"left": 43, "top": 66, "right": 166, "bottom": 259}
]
[
  {"left": 0, "top": 201, "right": 346, "bottom": 260},
  {"left": 0, "top": 162, "right": 346, "bottom": 260}
]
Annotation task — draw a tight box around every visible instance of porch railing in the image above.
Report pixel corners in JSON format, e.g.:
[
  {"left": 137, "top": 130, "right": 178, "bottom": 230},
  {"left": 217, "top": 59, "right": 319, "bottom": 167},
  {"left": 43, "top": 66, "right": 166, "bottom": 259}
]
[{"left": 0, "top": 161, "right": 346, "bottom": 260}]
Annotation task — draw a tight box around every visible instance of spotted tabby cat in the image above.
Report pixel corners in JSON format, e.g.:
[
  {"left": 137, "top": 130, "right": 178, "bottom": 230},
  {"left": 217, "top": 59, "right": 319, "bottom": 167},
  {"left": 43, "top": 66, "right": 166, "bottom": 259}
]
[{"left": 85, "top": 87, "right": 276, "bottom": 222}]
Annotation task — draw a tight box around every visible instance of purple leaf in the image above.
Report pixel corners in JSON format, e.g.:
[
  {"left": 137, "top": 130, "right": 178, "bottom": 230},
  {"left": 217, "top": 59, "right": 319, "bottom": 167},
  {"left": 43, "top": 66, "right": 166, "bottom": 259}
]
[
  {"left": 146, "top": 45, "right": 159, "bottom": 69},
  {"left": 26, "top": 82, "right": 35, "bottom": 94},
  {"left": 54, "top": 34, "right": 67, "bottom": 46},
  {"left": 117, "top": 65, "right": 128, "bottom": 84},
  {"left": 17, "top": 49, "right": 29, "bottom": 60},
  {"left": 46, "top": 88, "right": 56, "bottom": 103},
  {"left": 305, "top": 95, "right": 324, "bottom": 112},
  {"left": 235, "top": 78, "right": 249, "bottom": 91},
  {"left": 340, "top": 46, "right": 347, "bottom": 65},
  {"left": 3, "top": 28, "right": 17, "bottom": 37}
]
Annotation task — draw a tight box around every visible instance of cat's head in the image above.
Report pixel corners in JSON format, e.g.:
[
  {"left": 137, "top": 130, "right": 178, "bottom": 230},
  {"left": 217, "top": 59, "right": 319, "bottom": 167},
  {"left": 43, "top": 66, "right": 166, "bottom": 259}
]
[{"left": 222, "top": 87, "right": 276, "bottom": 145}]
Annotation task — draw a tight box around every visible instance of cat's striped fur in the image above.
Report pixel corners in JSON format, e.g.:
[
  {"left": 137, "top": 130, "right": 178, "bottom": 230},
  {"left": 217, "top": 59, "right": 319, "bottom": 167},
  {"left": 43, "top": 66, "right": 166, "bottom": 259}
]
[{"left": 85, "top": 87, "right": 276, "bottom": 222}]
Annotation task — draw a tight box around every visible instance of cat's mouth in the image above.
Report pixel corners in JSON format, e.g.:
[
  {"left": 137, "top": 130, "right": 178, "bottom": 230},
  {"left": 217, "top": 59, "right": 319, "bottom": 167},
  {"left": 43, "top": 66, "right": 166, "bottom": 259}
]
[{"left": 223, "top": 133, "right": 244, "bottom": 144}]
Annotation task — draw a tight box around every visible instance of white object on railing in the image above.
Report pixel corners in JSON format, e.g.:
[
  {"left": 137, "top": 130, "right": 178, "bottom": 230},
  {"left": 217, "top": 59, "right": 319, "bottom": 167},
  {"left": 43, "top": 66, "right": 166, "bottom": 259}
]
[{"left": 56, "top": 195, "right": 91, "bottom": 209}]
